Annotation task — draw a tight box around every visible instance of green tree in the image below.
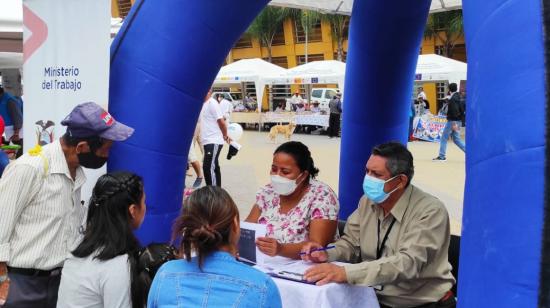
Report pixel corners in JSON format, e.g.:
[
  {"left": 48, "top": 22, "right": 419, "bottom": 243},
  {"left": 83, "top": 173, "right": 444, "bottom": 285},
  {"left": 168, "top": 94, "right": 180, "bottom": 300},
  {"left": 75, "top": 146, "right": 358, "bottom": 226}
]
[
  {"left": 424, "top": 10, "right": 464, "bottom": 58},
  {"left": 246, "top": 7, "right": 292, "bottom": 62},
  {"left": 321, "top": 14, "right": 350, "bottom": 62}
]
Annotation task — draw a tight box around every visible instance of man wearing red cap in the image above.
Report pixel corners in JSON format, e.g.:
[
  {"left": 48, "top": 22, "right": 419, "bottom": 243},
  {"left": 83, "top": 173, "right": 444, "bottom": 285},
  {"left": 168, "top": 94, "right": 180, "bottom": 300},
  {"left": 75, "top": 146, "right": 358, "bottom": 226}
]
[{"left": 0, "top": 102, "right": 134, "bottom": 307}]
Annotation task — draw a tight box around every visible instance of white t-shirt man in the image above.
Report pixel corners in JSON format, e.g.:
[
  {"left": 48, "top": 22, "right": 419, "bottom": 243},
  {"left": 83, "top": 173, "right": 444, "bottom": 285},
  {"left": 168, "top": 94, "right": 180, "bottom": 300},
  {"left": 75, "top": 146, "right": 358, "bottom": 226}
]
[
  {"left": 417, "top": 90, "right": 427, "bottom": 101},
  {"left": 200, "top": 98, "right": 224, "bottom": 145},
  {"left": 219, "top": 98, "right": 233, "bottom": 122},
  {"left": 287, "top": 94, "right": 303, "bottom": 111}
]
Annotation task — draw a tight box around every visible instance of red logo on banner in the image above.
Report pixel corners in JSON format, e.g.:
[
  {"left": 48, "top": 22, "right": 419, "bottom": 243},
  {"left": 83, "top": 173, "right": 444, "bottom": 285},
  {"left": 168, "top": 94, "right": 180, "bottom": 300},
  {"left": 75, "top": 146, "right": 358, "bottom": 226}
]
[
  {"left": 23, "top": 5, "right": 49, "bottom": 63},
  {"left": 101, "top": 112, "right": 114, "bottom": 126}
]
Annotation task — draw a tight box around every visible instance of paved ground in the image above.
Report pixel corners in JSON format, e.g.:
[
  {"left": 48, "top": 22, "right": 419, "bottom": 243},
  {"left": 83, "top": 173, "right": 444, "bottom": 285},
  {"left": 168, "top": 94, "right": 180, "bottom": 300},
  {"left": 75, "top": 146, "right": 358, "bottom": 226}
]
[{"left": 186, "top": 130, "right": 465, "bottom": 235}]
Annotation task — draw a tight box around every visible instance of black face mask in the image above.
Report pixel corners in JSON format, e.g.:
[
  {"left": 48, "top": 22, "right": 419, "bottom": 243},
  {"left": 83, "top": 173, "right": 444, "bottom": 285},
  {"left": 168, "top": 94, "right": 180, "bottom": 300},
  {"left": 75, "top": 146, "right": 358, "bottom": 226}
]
[{"left": 78, "top": 151, "right": 108, "bottom": 169}]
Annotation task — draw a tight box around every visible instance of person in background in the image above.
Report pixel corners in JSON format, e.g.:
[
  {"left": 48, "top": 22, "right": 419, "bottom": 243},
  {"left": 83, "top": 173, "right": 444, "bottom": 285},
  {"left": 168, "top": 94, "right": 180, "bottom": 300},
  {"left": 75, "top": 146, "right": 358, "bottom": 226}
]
[
  {"left": 57, "top": 172, "right": 147, "bottom": 308},
  {"left": 408, "top": 100, "right": 416, "bottom": 141},
  {"left": 0, "top": 115, "right": 4, "bottom": 143},
  {"left": 0, "top": 102, "right": 134, "bottom": 307},
  {"left": 417, "top": 87, "right": 427, "bottom": 101},
  {"left": 310, "top": 101, "right": 321, "bottom": 113},
  {"left": 245, "top": 141, "right": 339, "bottom": 259},
  {"left": 288, "top": 91, "right": 304, "bottom": 111},
  {"left": 200, "top": 89, "right": 230, "bottom": 186},
  {"left": 433, "top": 83, "right": 466, "bottom": 162},
  {"left": 327, "top": 93, "right": 342, "bottom": 138},
  {"left": 217, "top": 94, "right": 233, "bottom": 123},
  {"left": 148, "top": 186, "right": 282, "bottom": 308},
  {"left": 0, "top": 115, "right": 7, "bottom": 178},
  {"left": 301, "top": 142, "right": 456, "bottom": 308},
  {"left": 187, "top": 124, "right": 203, "bottom": 189},
  {"left": 243, "top": 94, "right": 257, "bottom": 111},
  {"left": 0, "top": 87, "right": 22, "bottom": 148}
]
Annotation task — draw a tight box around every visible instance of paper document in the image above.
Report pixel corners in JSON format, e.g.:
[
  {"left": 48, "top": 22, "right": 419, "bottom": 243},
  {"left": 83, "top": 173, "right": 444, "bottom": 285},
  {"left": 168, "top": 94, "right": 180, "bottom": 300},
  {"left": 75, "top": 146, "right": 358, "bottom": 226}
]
[
  {"left": 254, "top": 256, "right": 317, "bottom": 284},
  {"left": 238, "top": 222, "right": 267, "bottom": 265}
]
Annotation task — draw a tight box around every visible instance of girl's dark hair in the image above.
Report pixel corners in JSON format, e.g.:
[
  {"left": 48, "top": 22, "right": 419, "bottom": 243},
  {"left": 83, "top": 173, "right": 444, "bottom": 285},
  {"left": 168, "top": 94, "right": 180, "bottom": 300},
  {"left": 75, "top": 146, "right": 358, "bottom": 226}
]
[
  {"left": 274, "top": 141, "right": 319, "bottom": 179},
  {"left": 172, "top": 186, "right": 239, "bottom": 269},
  {"left": 137, "top": 243, "right": 178, "bottom": 292},
  {"left": 72, "top": 171, "right": 146, "bottom": 308}
]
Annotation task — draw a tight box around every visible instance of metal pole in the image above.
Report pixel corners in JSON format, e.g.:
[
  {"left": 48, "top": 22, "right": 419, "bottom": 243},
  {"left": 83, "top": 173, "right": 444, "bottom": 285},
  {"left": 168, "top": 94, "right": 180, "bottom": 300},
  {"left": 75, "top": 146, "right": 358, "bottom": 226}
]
[{"left": 305, "top": 12, "right": 309, "bottom": 64}]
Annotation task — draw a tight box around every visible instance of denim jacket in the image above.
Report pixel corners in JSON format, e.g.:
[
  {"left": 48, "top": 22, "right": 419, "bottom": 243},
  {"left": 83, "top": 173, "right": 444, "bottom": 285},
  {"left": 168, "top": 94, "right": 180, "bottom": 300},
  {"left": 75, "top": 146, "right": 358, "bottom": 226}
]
[{"left": 147, "top": 251, "right": 282, "bottom": 308}]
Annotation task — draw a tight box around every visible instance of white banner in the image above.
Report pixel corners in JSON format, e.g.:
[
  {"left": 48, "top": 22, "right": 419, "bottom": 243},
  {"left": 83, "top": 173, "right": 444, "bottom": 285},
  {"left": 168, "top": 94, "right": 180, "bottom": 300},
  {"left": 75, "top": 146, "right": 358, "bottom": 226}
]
[{"left": 22, "top": 0, "right": 110, "bottom": 199}]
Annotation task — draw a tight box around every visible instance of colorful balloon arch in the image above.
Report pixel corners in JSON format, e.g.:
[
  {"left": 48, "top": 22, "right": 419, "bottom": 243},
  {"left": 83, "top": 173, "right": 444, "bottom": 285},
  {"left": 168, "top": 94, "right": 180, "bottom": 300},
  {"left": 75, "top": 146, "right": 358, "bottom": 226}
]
[{"left": 108, "top": 0, "right": 548, "bottom": 306}]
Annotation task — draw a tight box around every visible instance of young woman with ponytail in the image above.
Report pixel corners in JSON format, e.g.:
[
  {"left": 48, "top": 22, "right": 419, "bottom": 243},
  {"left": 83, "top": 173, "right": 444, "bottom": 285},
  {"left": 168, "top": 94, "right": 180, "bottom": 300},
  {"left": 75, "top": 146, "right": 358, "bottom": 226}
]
[
  {"left": 147, "top": 186, "right": 281, "bottom": 308},
  {"left": 57, "top": 171, "right": 147, "bottom": 308},
  {"left": 245, "top": 141, "right": 339, "bottom": 259}
]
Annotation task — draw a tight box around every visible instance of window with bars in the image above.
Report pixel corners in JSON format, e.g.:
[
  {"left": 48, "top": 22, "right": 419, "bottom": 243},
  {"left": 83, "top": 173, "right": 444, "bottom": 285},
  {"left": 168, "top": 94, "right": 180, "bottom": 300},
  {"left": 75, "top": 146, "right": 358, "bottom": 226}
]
[
  {"left": 436, "top": 82, "right": 448, "bottom": 112},
  {"left": 269, "top": 84, "right": 291, "bottom": 111},
  {"left": 261, "top": 24, "right": 286, "bottom": 47},
  {"left": 243, "top": 82, "right": 257, "bottom": 100},
  {"left": 294, "top": 19, "right": 323, "bottom": 43},
  {"left": 263, "top": 57, "right": 289, "bottom": 68},
  {"left": 234, "top": 35, "right": 253, "bottom": 49},
  {"left": 117, "top": 0, "right": 132, "bottom": 18},
  {"left": 451, "top": 44, "right": 467, "bottom": 62},
  {"left": 333, "top": 51, "right": 347, "bottom": 62},
  {"left": 435, "top": 45, "right": 445, "bottom": 55},
  {"left": 296, "top": 54, "right": 324, "bottom": 65},
  {"left": 436, "top": 82, "right": 447, "bottom": 99}
]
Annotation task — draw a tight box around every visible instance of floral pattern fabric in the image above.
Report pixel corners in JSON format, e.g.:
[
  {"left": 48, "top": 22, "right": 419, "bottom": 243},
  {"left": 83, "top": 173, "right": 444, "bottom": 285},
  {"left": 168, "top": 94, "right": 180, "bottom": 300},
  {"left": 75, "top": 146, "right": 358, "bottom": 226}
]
[{"left": 255, "top": 180, "right": 339, "bottom": 244}]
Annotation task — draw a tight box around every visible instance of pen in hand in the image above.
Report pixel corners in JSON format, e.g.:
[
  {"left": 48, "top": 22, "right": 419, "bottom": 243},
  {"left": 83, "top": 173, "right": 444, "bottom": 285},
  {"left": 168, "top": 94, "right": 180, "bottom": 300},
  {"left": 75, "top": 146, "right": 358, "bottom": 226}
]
[{"left": 299, "top": 245, "right": 336, "bottom": 256}]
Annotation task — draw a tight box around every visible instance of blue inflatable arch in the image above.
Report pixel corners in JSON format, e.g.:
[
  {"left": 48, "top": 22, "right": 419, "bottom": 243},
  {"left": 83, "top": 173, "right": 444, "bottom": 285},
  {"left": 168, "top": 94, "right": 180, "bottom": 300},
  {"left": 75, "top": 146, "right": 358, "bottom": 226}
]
[{"left": 108, "top": 0, "right": 548, "bottom": 306}]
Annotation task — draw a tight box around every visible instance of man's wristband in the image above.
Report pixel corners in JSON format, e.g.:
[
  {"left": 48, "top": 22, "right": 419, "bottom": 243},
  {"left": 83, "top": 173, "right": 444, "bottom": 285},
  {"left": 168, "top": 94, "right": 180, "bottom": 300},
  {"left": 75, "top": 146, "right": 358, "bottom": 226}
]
[{"left": 0, "top": 274, "right": 7, "bottom": 283}]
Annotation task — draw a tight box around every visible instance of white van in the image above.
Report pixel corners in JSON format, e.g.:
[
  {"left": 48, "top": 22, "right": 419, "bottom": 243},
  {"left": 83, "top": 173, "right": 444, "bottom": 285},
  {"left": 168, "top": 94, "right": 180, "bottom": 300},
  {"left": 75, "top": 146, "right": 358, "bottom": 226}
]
[
  {"left": 310, "top": 88, "right": 339, "bottom": 110},
  {"left": 212, "top": 92, "right": 242, "bottom": 107}
]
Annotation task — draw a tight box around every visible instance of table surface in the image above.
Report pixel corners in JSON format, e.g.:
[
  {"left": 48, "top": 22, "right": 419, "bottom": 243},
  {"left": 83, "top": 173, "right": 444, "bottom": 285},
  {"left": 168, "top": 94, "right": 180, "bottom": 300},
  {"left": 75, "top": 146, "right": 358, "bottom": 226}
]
[{"left": 272, "top": 276, "right": 380, "bottom": 308}]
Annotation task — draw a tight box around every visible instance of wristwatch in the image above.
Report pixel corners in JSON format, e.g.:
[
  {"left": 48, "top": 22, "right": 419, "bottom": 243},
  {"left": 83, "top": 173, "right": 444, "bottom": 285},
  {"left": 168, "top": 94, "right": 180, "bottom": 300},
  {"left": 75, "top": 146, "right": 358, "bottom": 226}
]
[{"left": 0, "top": 274, "right": 7, "bottom": 283}]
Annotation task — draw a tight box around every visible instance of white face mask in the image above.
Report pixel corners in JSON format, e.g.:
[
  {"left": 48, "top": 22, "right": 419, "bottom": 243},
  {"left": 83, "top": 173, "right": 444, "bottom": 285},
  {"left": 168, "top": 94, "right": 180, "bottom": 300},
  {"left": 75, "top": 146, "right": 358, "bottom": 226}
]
[{"left": 271, "top": 173, "right": 303, "bottom": 196}]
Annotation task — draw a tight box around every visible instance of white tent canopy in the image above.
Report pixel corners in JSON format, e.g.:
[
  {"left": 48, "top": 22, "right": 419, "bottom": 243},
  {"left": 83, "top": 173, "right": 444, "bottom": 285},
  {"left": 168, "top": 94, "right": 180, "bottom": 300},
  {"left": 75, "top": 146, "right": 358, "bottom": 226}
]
[
  {"left": 268, "top": 0, "right": 462, "bottom": 15},
  {"left": 214, "top": 58, "right": 287, "bottom": 106},
  {"left": 0, "top": 52, "right": 22, "bottom": 69},
  {"left": 265, "top": 60, "right": 346, "bottom": 93},
  {"left": 415, "top": 54, "right": 467, "bottom": 85},
  {"left": 0, "top": 0, "right": 22, "bottom": 33},
  {"left": 263, "top": 55, "right": 466, "bottom": 92}
]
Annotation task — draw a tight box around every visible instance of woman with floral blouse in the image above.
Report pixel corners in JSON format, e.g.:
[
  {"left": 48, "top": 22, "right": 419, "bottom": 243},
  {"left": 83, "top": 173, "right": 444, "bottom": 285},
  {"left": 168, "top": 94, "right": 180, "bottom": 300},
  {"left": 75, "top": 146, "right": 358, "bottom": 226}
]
[{"left": 245, "top": 141, "right": 339, "bottom": 259}]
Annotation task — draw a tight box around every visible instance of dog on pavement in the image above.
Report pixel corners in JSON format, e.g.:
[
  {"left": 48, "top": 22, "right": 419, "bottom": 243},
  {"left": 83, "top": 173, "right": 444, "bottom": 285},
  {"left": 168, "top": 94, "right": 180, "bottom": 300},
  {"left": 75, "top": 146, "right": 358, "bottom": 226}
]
[{"left": 268, "top": 122, "right": 296, "bottom": 142}]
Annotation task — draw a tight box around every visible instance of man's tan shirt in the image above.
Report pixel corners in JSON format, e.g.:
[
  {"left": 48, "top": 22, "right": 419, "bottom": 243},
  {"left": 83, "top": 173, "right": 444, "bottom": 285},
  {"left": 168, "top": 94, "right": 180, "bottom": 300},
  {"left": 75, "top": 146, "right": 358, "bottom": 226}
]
[{"left": 327, "top": 185, "right": 455, "bottom": 307}]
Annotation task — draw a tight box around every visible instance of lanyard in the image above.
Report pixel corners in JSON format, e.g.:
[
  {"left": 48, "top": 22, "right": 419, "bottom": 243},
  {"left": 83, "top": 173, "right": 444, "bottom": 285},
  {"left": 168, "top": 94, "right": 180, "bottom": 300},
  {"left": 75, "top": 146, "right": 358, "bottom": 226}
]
[{"left": 377, "top": 217, "right": 396, "bottom": 260}]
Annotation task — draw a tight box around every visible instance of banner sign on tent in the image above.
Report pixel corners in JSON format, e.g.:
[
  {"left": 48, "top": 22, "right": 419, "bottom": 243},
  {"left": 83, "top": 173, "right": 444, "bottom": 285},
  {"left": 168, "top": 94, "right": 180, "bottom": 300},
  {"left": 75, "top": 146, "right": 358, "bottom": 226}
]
[
  {"left": 23, "top": 0, "right": 111, "bottom": 199},
  {"left": 412, "top": 114, "right": 447, "bottom": 142}
]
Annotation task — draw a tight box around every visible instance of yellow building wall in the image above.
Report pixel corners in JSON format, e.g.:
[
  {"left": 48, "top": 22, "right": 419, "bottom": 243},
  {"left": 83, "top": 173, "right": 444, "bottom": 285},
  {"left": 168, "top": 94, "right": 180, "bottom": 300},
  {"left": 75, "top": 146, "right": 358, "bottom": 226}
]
[
  {"left": 228, "top": 18, "right": 348, "bottom": 67},
  {"left": 111, "top": 0, "right": 120, "bottom": 17},
  {"left": 419, "top": 35, "right": 465, "bottom": 114},
  {"left": 111, "top": 0, "right": 466, "bottom": 114}
]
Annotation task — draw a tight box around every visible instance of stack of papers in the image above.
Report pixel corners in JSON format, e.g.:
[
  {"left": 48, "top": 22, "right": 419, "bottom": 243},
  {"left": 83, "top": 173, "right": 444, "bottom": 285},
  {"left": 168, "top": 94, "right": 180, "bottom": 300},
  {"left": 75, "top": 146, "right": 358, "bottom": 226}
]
[{"left": 256, "top": 256, "right": 317, "bottom": 284}]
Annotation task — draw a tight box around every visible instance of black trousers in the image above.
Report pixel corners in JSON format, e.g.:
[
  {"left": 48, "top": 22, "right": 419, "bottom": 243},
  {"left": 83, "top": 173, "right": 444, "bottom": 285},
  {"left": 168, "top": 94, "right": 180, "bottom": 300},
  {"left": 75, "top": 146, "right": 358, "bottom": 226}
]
[
  {"left": 202, "top": 144, "right": 223, "bottom": 186},
  {"left": 379, "top": 296, "right": 456, "bottom": 308},
  {"left": 328, "top": 113, "right": 341, "bottom": 137},
  {"left": 3, "top": 271, "right": 61, "bottom": 308}
]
